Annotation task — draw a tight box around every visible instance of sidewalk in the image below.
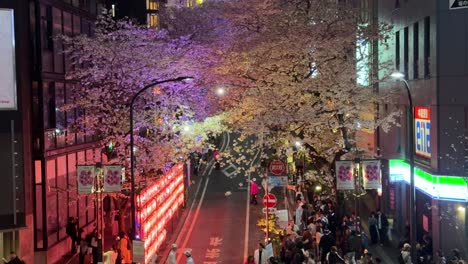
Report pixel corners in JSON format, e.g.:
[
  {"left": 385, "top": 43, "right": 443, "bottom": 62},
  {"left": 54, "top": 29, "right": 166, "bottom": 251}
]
[{"left": 285, "top": 188, "right": 400, "bottom": 264}]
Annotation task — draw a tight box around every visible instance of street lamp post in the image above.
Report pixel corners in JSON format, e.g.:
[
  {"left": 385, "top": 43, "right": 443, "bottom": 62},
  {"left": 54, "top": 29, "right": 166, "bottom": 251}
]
[
  {"left": 391, "top": 72, "right": 417, "bottom": 258},
  {"left": 129, "top": 76, "right": 192, "bottom": 241}
]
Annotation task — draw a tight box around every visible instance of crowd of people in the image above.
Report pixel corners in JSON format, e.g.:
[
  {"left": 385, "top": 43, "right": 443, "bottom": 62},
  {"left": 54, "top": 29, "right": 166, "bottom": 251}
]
[{"left": 66, "top": 216, "right": 134, "bottom": 264}]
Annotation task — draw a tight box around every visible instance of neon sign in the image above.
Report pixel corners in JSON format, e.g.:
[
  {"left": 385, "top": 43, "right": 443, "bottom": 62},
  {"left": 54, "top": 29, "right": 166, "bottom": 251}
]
[
  {"left": 389, "top": 159, "right": 468, "bottom": 201},
  {"left": 137, "top": 163, "right": 185, "bottom": 263},
  {"left": 415, "top": 106, "right": 431, "bottom": 158}
]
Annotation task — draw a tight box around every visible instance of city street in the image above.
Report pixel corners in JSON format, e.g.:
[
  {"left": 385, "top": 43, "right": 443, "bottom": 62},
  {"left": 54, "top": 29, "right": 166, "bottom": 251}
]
[{"left": 172, "top": 133, "right": 274, "bottom": 263}]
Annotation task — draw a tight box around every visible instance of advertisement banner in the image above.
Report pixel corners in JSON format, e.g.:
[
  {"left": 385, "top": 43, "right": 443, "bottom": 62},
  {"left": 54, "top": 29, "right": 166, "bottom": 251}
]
[
  {"left": 103, "top": 165, "right": 122, "bottom": 192},
  {"left": 77, "top": 166, "right": 95, "bottom": 194},
  {"left": 362, "top": 160, "right": 381, "bottom": 189},
  {"left": 0, "top": 9, "right": 17, "bottom": 110},
  {"left": 335, "top": 161, "right": 355, "bottom": 190}
]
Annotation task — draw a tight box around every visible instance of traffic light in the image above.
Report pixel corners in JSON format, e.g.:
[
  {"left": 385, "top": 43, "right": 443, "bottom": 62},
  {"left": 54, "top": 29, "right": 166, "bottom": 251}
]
[{"left": 103, "top": 141, "right": 117, "bottom": 160}]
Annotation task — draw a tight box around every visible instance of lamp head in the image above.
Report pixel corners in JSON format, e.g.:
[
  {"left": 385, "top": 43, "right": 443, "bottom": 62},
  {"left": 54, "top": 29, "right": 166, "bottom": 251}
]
[
  {"left": 216, "top": 87, "right": 225, "bottom": 96},
  {"left": 390, "top": 72, "right": 405, "bottom": 80}
]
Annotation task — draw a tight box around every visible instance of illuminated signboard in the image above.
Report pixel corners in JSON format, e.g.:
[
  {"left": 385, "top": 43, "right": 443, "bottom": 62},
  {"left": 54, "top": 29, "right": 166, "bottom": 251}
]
[
  {"left": 137, "top": 163, "right": 185, "bottom": 263},
  {"left": 389, "top": 159, "right": 468, "bottom": 201},
  {"left": 415, "top": 106, "right": 431, "bottom": 158},
  {"left": 0, "top": 9, "right": 17, "bottom": 110}
]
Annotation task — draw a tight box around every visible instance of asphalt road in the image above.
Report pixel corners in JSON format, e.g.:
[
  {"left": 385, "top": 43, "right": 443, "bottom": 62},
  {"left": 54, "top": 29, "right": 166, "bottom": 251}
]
[{"left": 174, "top": 133, "right": 268, "bottom": 264}]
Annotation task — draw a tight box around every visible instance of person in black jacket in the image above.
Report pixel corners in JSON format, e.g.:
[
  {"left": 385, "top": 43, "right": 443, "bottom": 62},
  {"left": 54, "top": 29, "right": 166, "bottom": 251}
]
[
  {"left": 66, "top": 217, "right": 78, "bottom": 254},
  {"left": 319, "top": 229, "right": 336, "bottom": 263},
  {"left": 326, "top": 246, "right": 345, "bottom": 264}
]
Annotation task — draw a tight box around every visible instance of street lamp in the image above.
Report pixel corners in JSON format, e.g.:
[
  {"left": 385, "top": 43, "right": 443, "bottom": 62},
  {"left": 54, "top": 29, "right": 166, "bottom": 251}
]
[
  {"left": 216, "top": 87, "right": 225, "bottom": 96},
  {"left": 129, "top": 76, "right": 193, "bottom": 241},
  {"left": 391, "top": 71, "right": 417, "bottom": 257}
]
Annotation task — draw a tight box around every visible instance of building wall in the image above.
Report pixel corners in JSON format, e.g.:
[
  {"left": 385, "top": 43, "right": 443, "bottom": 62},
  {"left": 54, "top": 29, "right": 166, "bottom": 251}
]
[
  {"left": 378, "top": 0, "right": 468, "bottom": 257},
  {"left": 28, "top": 0, "right": 101, "bottom": 262},
  {"left": 435, "top": 1, "right": 468, "bottom": 175},
  {"left": 0, "top": 0, "right": 34, "bottom": 262}
]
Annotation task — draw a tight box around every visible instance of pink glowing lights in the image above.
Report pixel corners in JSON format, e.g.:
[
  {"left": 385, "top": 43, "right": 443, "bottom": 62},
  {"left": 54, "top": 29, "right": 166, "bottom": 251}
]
[{"left": 137, "top": 163, "right": 185, "bottom": 263}]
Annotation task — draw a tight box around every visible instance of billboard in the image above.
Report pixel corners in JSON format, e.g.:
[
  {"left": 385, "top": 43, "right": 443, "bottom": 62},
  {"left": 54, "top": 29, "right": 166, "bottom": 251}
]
[
  {"left": 415, "top": 107, "right": 431, "bottom": 158},
  {"left": 0, "top": 9, "right": 17, "bottom": 110}
]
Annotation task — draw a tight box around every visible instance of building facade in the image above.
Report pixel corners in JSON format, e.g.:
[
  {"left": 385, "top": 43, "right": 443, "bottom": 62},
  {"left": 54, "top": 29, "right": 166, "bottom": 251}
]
[
  {"left": 0, "top": 0, "right": 102, "bottom": 263},
  {"left": 377, "top": 0, "right": 468, "bottom": 258}
]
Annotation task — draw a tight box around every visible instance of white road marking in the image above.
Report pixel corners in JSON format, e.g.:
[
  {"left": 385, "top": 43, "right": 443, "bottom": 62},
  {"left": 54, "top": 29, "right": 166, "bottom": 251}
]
[
  {"left": 177, "top": 176, "right": 210, "bottom": 263},
  {"left": 243, "top": 147, "right": 262, "bottom": 260},
  {"left": 174, "top": 132, "right": 228, "bottom": 263}
]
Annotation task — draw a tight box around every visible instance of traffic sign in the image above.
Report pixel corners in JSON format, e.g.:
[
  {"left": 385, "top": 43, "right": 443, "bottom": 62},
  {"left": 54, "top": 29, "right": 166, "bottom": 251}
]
[
  {"left": 269, "top": 160, "right": 285, "bottom": 175},
  {"left": 262, "top": 207, "right": 277, "bottom": 213},
  {"left": 263, "top": 193, "right": 277, "bottom": 208},
  {"left": 450, "top": 0, "right": 468, "bottom": 9},
  {"left": 268, "top": 176, "right": 288, "bottom": 187}
]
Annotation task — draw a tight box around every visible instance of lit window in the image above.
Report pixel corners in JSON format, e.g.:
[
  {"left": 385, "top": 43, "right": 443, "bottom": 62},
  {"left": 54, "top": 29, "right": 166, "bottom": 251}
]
[
  {"left": 147, "top": 14, "right": 159, "bottom": 28},
  {"left": 186, "top": 0, "right": 193, "bottom": 7},
  {"left": 146, "top": 0, "right": 158, "bottom": 10}
]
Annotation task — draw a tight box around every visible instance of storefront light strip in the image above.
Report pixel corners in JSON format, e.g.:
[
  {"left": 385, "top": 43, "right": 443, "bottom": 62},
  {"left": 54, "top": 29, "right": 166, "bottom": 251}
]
[{"left": 389, "top": 159, "right": 468, "bottom": 201}]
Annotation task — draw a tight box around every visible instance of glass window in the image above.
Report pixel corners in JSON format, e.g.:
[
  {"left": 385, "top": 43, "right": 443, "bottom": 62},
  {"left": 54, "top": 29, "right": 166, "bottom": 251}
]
[
  {"left": 46, "top": 159, "right": 58, "bottom": 245},
  {"left": 424, "top": 17, "right": 430, "bottom": 78},
  {"left": 41, "top": 5, "right": 53, "bottom": 51},
  {"left": 65, "top": 83, "right": 76, "bottom": 145},
  {"left": 53, "top": 7, "right": 64, "bottom": 73},
  {"left": 73, "top": 15, "right": 81, "bottom": 36},
  {"left": 147, "top": 14, "right": 159, "bottom": 28},
  {"left": 68, "top": 153, "right": 78, "bottom": 219},
  {"left": 404, "top": 27, "right": 408, "bottom": 79},
  {"left": 79, "top": 195, "right": 87, "bottom": 226},
  {"left": 55, "top": 82, "right": 65, "bottom": 130},
  {"left": 146, "top": 0, "right": 158, "bottom": 10},
  {"left": 43, "top": 82, "right": 56, "bottom": 129},
  {"left": 35, "top": 184, "right": 44, "bottom": 249},
  {"left": 77, "top": 151, "right": 85, "bottom": 165},
  {"left": 413, "top": 22, "right": 419, "bottom": 79}
]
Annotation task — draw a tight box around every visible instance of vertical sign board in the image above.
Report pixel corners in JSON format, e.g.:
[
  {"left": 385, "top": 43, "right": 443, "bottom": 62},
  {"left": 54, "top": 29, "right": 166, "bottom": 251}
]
[
  {"left": 415, "top": 107, "right": 431, "bottom": 158},
  {"left": 449, "top": 0, "right": 468, "bottom": 9},
  {"left": 335, "top": 161, "right": 355, "bottom": 190},
  {"left": 0, "top": 9, "right": 17, "bottom": 110}
]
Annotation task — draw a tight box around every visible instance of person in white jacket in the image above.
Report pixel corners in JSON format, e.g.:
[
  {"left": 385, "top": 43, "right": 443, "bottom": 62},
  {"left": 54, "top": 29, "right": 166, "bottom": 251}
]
[
  {"left": 401, "top": 243, "right": 412, "bottom": 264},
  {"left": 185, "top": 250, "right": 195, "bottom": 264},
  {"left": 167, "top": 244, "right": 177, "bottom": 264},
  {"left": 254, "top": 243, "right": 271, "bottom": 264}
]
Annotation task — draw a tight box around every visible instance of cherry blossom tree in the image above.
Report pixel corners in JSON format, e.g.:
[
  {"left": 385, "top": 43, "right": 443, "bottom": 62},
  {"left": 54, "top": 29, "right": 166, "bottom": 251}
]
[
  {"left": 164, "top": 0, "right": 399, "bottom": 195},
  {"left": 61, "top": 13, "right": 223, "bottom": 183}
]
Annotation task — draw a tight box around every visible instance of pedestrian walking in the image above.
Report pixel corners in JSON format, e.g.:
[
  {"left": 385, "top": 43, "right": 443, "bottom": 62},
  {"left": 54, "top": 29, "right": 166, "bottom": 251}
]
[
  {"left": 167, "top": 244, "right": 177, "bottom": 264},
  {"left": 376, "top": 209, "right": 388, "bottom": 245},
  {"left": 254, "top": 243, "right": 268, "bottom": 264},
  {"left": 66, "top": 217, "right": 78, "bottom": 254},
  {"left": 368, "top": 212, "right": 379, "bottom": 244},
  {"left": 319, "top": 229, "right": 335, "bottom": 264},
  {"left": 103, "top": 245, "right": 118, "bottom": 264},
  {"left": 250, "top": 180, "right": 258, "bottom": 205},
  {"left": 399, "top": 243, "right": 412, "bottom": 264},
  {"left": 325, "top": 246, "right": 345, "bottom": 264},
  {"left": 345, "top": 230, "right": 362, "bottom": 264},
  {"left": 185, "top": 250, "right": 195, "bottom": 264},
  {"left": 435, "top": 249, "right": 447, "bottom": 264},
  {"left": 78, "top": 229, "right": 88, "bottom": 264},
  {"left": 118, "top": 231, "right": 132, "bottom": 264}
]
